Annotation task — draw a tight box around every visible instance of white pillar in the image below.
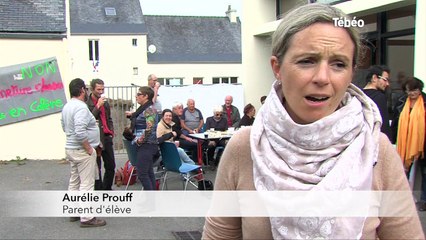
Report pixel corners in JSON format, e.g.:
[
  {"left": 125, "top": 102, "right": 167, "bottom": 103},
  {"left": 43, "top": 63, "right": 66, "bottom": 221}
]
[{"left": 414, "top": 0, "right": 426, "bottom": 81}]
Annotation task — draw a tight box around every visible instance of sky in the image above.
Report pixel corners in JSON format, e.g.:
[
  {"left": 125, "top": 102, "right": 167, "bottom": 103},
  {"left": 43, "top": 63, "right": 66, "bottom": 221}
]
[{"left": 140, "top": 0, "right": 243, "bottom": 19}]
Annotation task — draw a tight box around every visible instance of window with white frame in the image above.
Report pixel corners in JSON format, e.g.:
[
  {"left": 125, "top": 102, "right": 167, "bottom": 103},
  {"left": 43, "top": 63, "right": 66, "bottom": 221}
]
[
  {"left": 88, "top": 40, "right": 99, "bottom": 61},
  {"left": 158, "top": 78, "right": 183, "bottom": 86},
  {"left": 212, "top": 77, "right": 238, "bottom": 84},
  {"left": 132, "top": 38, "right": 137, "bottom": 46}
]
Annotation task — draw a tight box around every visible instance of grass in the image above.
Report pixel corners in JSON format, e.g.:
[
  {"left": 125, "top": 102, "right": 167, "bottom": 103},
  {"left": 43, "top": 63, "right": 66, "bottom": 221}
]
[{"left": 9, "top": 156, "right": 27, "bottom": 165}]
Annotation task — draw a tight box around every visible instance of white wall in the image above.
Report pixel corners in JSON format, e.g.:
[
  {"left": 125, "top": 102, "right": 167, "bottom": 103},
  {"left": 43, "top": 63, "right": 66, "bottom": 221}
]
[
  {"left": 243, "top": 0, "right": 420, "bottom": 113},
  {"left": 242, "top": 0, "right": 277, "bottom": 112},
  {"left": 0, "top": 39, "right": 72, "bottom": 160},
  {"left": 69, "top": 35, "right": 243, "bottom": 87},
  {"left": 145, "top": 63, "right": 242, "bottom": 86},
  {"left": 414, "top": 0, "right": 426, "bottom": 80},
  {"left": 68, "top": 35, "right": 147, "bottom": 86}
]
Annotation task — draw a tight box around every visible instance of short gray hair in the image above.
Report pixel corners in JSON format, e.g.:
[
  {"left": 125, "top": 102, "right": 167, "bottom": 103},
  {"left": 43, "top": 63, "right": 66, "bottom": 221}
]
[
  {"left": 172, "top": 101, "right": 183, "bottom": 110},
  {"left": 213, "top": 105, "right": 223, "bottom": 114},
  {"left": 147, "top": 74, "right": 155, "bottom": 81},
  {"left": 272, "top": 3, "right": 362, "bottom": 67}
]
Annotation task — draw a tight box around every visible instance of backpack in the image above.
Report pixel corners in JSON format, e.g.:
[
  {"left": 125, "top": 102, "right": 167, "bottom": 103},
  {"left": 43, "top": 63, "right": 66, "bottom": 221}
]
[
  {"left": 114, "top": 168, "right": 124, "bottom": 187},
  {"left": 122, "top": 160, "right": 137, "bottom": 186}
]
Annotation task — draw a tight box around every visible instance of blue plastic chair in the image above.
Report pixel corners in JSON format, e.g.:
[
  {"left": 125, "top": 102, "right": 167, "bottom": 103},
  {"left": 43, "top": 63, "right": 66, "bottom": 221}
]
[
  {"left": 123, "top": 137, "right": 138, "bottom": 165},
  {"left": 122, "top": 137, "right": 163, "bottom": 190},
  {"left": 159, "top": 142, "right": 204, "bottom": 190}
]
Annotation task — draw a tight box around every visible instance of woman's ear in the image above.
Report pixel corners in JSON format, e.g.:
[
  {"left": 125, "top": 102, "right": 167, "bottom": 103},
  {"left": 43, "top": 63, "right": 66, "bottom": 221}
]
[{"left": 270, "top": 56, "right": 281, "bottom": 80}]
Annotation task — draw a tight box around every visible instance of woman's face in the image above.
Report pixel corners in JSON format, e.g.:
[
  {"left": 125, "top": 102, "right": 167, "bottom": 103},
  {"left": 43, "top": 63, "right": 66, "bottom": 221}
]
[
  {"left": 162, "top": 112, "right": 173, "bottom": 124},
  {"left": 136, "top": 92, "right": 147, "bottom": 105},
  {"left": 271, "top": 23, "right": 354, "bottom": 124},
  {"left": 406, "top": 88, "right": 421, "bottom": 101},
  {"left": 248, "top": 108, "right": 256, "bottom": 117}
]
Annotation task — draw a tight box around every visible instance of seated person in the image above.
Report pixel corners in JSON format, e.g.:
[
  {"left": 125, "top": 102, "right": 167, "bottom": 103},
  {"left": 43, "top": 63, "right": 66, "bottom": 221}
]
[
  {"left": 157, "top": 109, "right": 196, "bottom": 165},
  {"left": 172, "top": 102, "right": 198, "bottom": 159},
  {"left": 181, "top": 99, "right": 204, "bottom": 135},
  {"left": 222, "top": 95, "right": 241, "bottom": 128},
  {"left": 238, "top": 103, "right": 256, "bottom": 127},
  {"left": 205, "top": 106, "right": 228, "bottom": 168}
]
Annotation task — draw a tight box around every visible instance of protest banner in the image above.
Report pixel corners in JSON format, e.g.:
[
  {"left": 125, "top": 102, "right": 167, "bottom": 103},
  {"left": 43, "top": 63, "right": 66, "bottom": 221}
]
[{"left": 0, "top": 57, "right": 66, "bottom": 126}]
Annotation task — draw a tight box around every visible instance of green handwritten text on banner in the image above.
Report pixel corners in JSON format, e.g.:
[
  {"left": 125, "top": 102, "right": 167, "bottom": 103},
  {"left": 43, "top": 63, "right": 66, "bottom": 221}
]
[{"left": 0, "top": 57, "right": 67, "bottom": 126}]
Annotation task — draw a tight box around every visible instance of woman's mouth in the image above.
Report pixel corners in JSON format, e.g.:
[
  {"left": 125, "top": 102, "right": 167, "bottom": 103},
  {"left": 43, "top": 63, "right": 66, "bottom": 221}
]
[{"left": 305, "top": 96, "right": 329, "bottom": 102}]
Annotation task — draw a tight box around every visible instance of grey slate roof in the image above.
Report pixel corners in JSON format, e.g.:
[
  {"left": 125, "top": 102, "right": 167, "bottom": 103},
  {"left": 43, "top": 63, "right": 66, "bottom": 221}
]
[
  {"left": 144, "top": 15, "right": 241, "bottom": 63},
  {"left": 0, "top": 0, "right": 66, "bottom": 38},
  {"left": 70, "top": 0, "right": 146, "bottom": 35}
]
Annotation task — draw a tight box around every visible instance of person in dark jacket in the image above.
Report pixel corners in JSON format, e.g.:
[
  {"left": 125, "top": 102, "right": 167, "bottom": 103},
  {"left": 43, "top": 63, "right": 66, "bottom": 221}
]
[
  {"left": 86, "top": 78, "right": 115, "bottom": 191},
  {"left": 222, "top": 95, "right": 241, "bottom": 128},
  {"left": 205, "top": 106, "right": 229, "bottom": 168},
  {"left": 125, "top": 87, "right": 159, "bottom": 190},
  {"left": 391, "top": 77, "right": 426, "bottom": 211},
  {"left": 363, "top": 65, "right": 392, "bottom": 140},
  {"left": 171, "top": 102, "right": 198, "bottom": 159},
  {"left": 238, "top": 103, "right": 256, "bottom": 127}
]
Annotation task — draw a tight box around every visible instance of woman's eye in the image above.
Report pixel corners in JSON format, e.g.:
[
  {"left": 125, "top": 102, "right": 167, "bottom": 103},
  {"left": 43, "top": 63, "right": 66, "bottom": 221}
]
[
  {"left": 332, "top": 62, "right": 347, "bottom": 69},
  {"left": 297, "top": 59, "right": 314, "bottom": 65}
]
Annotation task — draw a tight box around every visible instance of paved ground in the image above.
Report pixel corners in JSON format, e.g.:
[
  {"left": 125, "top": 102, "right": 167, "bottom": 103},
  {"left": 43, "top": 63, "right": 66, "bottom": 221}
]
[
  {"left": 1, "top": 154, "right": 425, "bottom": 239},
  {"left": 0, "top": 154, "right": 215, "bottom": 240}
]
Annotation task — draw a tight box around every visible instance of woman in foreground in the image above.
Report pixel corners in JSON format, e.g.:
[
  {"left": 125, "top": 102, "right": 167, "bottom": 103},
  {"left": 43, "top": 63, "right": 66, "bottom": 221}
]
[
  {"left": 202, "top": 3, "right": 423, "bottom": 239},
  {"left": 126, "top": 87, "right": 159, "bottom": 190}
]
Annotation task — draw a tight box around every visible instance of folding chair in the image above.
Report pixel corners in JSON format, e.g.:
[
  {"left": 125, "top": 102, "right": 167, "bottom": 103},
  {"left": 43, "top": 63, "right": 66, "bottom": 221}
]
[
  {"left": 159, "top": 142, "right": 204, "bottom": 190},
  {"left": 122, "top": 137, "right": 164, "bottom": 190},
  {"left": 204, "top": 144, "right": 224, "bottom": 167}
]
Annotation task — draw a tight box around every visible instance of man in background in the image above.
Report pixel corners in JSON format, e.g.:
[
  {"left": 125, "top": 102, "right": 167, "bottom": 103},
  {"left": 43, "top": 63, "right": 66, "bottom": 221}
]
[
  {"left": 61, "top": 78, "right": 106, "bottom": 227},
  {"left": 86, "top": 78, "right": 115, "bottom": 191},
  {"left": 363, "top": 65, "right": 392, "bottom": 140},
  {"left": 222, "top": 95, "right": 241, "bottom": 128},
  {"left": 147, "top": 74, "right": 162, "bottom": 114},
  {"left": 181, "top": 98, "right": 204, "bottom": 135}
]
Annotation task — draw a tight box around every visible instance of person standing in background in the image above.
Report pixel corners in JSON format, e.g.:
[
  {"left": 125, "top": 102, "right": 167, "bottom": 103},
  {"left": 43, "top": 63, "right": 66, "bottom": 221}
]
[
  {"left": 126, "top": 86, "right": 159, "bottom": 190},
  {"left": 147, "top": 74, "right": 162, "bottom": 114},
  {"left": 61, "top": 78, "right": 106, "bottom": 227},
  {"left": 363, "top": 65, "right": 392, "bottom": 140},
  {"left": 86, "top": 78, "right": 116, "bottom": 191},
  {"left": 391, "top": 77, "right": 426, "bottom": 210},
  {"left": 222, "top": 95, "right": 240, "bottom": 128}
]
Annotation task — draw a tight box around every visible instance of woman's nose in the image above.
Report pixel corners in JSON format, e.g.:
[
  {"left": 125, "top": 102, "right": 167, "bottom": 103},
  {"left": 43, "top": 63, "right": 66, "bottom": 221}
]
[{"left": 312, "top": 62, "right": 330, "bottom": 86}]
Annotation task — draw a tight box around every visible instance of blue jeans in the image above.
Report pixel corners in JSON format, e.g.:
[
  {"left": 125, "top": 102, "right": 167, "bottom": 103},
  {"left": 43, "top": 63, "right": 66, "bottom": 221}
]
[
  {"left": 136, "top": 143, "right": 158, "bottom": 190},
  {"left": 177, "top": 147, "right": 195, "bottom": 165}
]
